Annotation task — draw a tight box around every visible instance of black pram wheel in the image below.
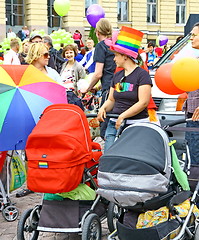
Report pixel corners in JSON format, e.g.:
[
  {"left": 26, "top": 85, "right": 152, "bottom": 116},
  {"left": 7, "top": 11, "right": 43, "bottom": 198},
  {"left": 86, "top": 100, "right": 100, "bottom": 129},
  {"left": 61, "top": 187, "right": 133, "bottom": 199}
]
[
  {"left": 107, "top": 202, "right": 122, "bottom": 233},
  {"left": 194, "top": 224, "right": 199, "bottom": 240},
  {"left": 17, "top": 208, "right": 39, "bottom": 240},
  {"left": 82, "top": 213, "right": 102, "bottom": 240}
]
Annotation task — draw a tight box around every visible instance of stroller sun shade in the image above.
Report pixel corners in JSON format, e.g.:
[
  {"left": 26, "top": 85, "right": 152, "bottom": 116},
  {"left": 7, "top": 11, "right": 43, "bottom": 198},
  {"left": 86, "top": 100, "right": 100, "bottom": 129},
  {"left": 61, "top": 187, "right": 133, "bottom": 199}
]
[{"left": 97, "top": 122, "right": 172, "bottom": 207}]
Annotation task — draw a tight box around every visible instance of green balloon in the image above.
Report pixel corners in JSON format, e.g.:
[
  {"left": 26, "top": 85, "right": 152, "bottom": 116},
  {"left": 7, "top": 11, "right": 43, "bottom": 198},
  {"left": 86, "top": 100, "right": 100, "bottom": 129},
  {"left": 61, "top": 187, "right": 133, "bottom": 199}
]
[{"left": 54, "top": 0, "right": 70, "bottom": 17}]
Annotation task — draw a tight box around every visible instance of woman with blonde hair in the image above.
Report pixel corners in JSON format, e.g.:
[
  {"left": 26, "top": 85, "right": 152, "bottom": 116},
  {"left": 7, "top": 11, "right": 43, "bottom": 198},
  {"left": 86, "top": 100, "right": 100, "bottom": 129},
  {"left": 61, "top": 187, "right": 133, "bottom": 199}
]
[
  {"left": 16, "top": 43, "right": 62, "bottom": 198},
  {"left": 26, "top": 42, "right": 61, "bottom": 82}
]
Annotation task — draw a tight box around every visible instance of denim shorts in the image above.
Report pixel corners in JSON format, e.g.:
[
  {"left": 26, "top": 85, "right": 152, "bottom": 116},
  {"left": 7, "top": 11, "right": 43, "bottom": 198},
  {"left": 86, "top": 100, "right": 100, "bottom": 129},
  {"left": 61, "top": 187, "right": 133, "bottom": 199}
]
[{"left": 104, "top": 120, "right": 117, "bottom": 152}]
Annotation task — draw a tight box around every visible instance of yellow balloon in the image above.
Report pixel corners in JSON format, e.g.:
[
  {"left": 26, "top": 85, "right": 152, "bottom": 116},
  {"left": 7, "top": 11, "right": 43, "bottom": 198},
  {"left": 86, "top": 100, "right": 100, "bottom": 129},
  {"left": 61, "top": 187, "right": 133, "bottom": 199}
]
[{"left": 171, "top": 57, "right": 199, "bottom": 92}]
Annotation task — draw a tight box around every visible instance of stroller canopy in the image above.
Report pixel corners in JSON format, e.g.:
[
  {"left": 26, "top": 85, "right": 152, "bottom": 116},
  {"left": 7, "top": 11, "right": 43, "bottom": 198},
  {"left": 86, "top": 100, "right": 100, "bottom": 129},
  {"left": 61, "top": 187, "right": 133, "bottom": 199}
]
[
  {"left": 97, "top": 122, "right": 172, "bottom": 207},
  {"left": 26, "top": 104, "right": 93, "bottom": 193}
]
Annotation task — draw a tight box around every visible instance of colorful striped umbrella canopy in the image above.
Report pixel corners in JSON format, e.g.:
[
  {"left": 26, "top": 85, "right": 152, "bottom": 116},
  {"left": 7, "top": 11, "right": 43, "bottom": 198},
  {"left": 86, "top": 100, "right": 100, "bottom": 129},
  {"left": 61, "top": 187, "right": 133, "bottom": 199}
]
[{"left": 0, "top": 65, "right": 67, "bottom": 151}]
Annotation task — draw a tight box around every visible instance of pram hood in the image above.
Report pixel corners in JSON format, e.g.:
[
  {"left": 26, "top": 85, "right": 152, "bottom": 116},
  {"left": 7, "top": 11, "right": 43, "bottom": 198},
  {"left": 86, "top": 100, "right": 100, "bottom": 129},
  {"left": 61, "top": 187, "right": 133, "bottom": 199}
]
[
  {"left": 26, "top": 104, "right": 94, "bottom": 193},
  {"left": 27, "top": 104, "right": 93, "bottom": 167},
  {"left": 97, "top": 122, "right": 172, "bottom": 207}
]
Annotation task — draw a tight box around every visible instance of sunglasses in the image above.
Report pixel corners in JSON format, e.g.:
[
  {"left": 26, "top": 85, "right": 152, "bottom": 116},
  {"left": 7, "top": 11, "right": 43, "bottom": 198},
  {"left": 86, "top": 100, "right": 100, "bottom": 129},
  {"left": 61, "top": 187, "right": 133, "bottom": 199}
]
[
  {"left": 42, "top": 52, "right": 49, "bottom": 58},
  {"left": 118, "top": 76, "right": 126, "bottom": 91},
  {"left": 190, "top": 33, "right": 199, "bottom": 38}
]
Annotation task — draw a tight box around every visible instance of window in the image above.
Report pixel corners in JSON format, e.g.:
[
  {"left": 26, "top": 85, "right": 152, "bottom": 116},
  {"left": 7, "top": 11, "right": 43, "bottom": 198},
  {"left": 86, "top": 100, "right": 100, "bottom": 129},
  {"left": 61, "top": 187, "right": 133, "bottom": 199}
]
[
  {"left": 147, "top": 0, "right": 157, "bottom": 23},
  {"left": 118, "top": 0, "right": 128, "bottom": 22},
  {"left": 176, "top": 0, "right": 186, "bottom": 24},
  {"left": 6, "top": 0, "right": 24, "bottom": 26},
  {"left": 85, "top": 0, "right": 98, "bottom": 15},
  {"left": 48, "top": 0, "right": 61, "bottom": 28}
]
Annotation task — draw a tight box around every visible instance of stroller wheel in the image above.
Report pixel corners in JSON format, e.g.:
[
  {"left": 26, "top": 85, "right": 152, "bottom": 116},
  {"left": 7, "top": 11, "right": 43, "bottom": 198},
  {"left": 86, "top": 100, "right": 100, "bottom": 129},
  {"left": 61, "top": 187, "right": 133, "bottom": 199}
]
[
  {"left": 194, "top": 224, "right": 199, "bottom": 240},
  {"left": 107, "top": 202, "right": 122, "bottom": 233},
  {"left": 82, "top": 213, "right": 102, "bottom": 240},
  {"left": 2, "top": 205, "right": 19, "bottom": 222},
  {"left": 17, "top": 208, "right": 39, "bottom": 240}
]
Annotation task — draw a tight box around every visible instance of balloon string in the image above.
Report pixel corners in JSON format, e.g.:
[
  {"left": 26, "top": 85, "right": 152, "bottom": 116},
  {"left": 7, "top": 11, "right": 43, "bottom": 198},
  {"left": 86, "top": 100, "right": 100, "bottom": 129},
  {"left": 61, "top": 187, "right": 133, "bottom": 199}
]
[{"left": 60, "top": 16, "right": 64, "bottom": 29}]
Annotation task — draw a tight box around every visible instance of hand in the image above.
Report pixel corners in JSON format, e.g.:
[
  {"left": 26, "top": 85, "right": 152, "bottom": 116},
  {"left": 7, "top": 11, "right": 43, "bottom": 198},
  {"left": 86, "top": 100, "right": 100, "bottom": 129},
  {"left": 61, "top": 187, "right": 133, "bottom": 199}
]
[
  {"left": 81, "top": 86, "right": 95, "bottom": 94},
  {"left": 81, "top": 87, "right": 89, "bottom": 94},
  {"left": 192, "top": 107, "right": 199, "bottom": 121},
  {"left": 115, "top": 115, "right": 124, "bottom": 130},
  {"left": 97, "top": 108, "right": 106, "bottom": 122}
]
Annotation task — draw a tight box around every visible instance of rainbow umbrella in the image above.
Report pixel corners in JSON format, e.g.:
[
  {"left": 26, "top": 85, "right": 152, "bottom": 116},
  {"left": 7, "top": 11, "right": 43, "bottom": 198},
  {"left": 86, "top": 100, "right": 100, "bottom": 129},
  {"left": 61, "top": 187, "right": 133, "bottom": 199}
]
[{"left": 0, "top": 65, "right": 67, "bottom": 151}]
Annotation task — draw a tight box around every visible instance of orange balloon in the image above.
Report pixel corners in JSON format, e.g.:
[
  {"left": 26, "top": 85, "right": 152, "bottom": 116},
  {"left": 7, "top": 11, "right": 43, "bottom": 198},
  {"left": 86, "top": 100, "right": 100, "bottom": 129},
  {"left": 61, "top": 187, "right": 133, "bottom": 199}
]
[
  {"left": 154, "top": 63, "right": 184, "bottom": 95},
  {"left": 171, "top": 57, "right": 199, "bottom": 92}
]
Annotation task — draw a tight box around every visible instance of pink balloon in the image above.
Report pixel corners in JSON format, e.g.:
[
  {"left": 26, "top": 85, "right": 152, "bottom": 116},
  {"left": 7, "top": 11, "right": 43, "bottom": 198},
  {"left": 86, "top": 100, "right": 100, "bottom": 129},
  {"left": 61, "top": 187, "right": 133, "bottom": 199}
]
[{"left": 86, "top": 4, "right": 105, "bottom": 28}]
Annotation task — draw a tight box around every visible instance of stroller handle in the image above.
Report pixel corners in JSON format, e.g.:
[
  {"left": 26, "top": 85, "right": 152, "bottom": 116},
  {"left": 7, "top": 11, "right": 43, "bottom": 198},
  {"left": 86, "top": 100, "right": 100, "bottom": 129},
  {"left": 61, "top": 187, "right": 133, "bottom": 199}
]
[
  {"left": 163, "top": 118, "right": 191, "bottom": 129},
  {"left": 86, "top": 113, "right": 119, "bottom": 119}
]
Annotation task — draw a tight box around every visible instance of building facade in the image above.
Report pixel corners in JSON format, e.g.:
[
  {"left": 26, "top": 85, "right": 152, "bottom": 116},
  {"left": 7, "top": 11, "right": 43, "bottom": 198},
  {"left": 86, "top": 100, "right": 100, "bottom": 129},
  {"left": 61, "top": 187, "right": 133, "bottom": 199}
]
[{"left": 0, "top": 0, "right": 199, "bottom": 46}]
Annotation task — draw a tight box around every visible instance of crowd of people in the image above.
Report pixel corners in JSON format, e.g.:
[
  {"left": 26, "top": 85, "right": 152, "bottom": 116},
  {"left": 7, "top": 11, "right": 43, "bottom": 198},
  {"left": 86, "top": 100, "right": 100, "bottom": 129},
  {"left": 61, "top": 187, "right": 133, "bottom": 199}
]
[{"left": 1, "top": 20, "right": 199, "bottom": 198}]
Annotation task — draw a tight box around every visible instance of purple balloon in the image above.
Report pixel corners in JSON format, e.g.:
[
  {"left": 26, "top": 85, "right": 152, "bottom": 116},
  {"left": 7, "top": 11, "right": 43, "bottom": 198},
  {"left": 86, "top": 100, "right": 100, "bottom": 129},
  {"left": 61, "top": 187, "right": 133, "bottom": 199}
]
[
  {"left": 86, "top": 4, "right": 105, "bottom": 28},
  {"left": 159, "top": 35, "right": 168, "bottom": 46}
]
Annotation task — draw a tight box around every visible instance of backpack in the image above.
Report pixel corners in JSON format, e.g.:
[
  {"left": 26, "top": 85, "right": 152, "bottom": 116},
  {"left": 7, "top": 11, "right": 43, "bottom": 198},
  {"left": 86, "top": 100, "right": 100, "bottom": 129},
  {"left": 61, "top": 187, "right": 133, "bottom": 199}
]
[
  {"left": 17, "top": 30, "right": 26, "bottom": 41},
  {"left": 66, "top": 91, "right": 84, "bottom": 111},
  {"left": 26, "top": 104, "right": 94, "bottom": 193},
  {"left": 49, "top": 48, "right": 65, "bottom": 73},
  {"left": 73, "top": 32, "right": 81, "bottom": 40}
]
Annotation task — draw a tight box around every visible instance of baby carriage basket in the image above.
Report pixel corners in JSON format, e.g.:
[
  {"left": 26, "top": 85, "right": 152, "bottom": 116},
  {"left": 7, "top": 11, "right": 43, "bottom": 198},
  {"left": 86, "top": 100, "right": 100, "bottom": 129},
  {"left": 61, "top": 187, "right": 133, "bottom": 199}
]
[
  {"left": 17, "top": 104, "right": 117, "bottom": 240},
  {"left": 95, "top": 120, "right": 199, "bottom": 240}
]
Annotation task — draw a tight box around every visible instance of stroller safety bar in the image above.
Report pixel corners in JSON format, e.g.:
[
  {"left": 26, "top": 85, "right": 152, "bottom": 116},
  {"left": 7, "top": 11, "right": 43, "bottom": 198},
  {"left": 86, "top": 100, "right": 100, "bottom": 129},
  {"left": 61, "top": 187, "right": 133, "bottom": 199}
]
[
  {"left": 163, "top": 118, "right": 192, "bottom": 129},
  {"left": 163, "top": 118, "right": 199, "bottom": 133},
  {"left": 86, "top": 113, "right": 119, "bottom": 119}
]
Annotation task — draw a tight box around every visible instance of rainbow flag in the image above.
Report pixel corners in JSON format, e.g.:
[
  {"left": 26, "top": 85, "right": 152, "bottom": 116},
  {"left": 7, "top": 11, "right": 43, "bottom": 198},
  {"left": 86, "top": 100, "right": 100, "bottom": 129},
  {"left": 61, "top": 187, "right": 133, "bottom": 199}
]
[{"left": 38, "top": 162, "right": 48, "bottom": 168}]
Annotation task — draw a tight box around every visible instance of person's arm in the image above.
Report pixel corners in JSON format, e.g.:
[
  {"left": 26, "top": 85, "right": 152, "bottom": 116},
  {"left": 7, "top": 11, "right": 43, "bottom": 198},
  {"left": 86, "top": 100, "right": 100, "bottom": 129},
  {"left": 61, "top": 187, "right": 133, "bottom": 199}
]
[
  {"left": 86, "top": 62, "right": 104, "bottom": 91},
  {"left": 115, "top": 84, "right": 151, "bottom": 129},
  {"left": 192, "top": 106, "right": 199, "bottom": 121},
  {"left": 97, "top": 87, "right": 115, "bottom": 122}
]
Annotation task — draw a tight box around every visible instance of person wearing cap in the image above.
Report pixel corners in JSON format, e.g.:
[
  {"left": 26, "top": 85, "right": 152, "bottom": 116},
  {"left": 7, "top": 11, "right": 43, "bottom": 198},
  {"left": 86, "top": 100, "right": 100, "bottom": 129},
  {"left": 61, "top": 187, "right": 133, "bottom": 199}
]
[
  {"left": 42, "top": 35, "right": 65, "bottom": 73},
  {"left": 29, "top": 34, "right": 43, "bottom": 43},
  {"left": 97, "top": 26, "right": 152, "bottom": 151}
]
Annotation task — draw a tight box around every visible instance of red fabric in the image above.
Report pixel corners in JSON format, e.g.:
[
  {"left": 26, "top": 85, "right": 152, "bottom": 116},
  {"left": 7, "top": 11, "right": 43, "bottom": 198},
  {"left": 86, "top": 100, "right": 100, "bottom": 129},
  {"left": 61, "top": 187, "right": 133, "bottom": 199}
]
[
  {"left": 155, "top": 47, "right": 163, "bottom": 57},
  {"left": 148, "top": 96, "right": 157, "bottom": 109},
  {"left": 85, "top": 142, "right": 102, "bottom": 176},
  {"left": 80, "top": 39, "right": 84, "bottom": 47},
  {"left": 115, "top": 67, "right": 123, "bottom": 73},
  {"left": 0, "top": 151, "right": 7, "bottom": 172},
  {"left": 73, "top": 33, "right": 81, "bottom": 40},
  {"left": 26, "top": 104, "right": 94, "bottom": 193}
]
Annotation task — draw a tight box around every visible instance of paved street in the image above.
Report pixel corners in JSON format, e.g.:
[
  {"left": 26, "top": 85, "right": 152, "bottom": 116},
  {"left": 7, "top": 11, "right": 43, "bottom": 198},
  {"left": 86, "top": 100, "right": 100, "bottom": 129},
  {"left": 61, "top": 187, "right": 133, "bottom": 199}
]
[{"left": 0, "top": 186, "right": 110, "bottom": 240}]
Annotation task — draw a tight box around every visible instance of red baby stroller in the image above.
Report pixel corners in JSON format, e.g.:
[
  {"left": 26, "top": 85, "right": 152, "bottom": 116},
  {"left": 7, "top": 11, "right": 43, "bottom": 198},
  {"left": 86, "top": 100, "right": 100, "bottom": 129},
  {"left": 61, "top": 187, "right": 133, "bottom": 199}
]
[{"left": 17, "top": 104, "right": 116, "bottom": 240}]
